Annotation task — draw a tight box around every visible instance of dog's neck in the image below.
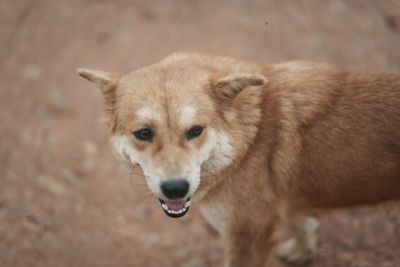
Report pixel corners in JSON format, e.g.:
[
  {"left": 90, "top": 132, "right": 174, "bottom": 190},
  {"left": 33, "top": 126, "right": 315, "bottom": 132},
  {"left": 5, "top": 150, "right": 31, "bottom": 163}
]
[{"left": 196, "top": 88, "right": 266, "bottom": 202}]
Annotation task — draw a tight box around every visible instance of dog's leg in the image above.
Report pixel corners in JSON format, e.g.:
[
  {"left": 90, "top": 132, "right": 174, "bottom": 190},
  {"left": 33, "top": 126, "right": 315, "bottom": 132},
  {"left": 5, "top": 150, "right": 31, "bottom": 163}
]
[
  {"left": 225, "top": 219, "right": 277, "bottom": 267},
  {"left": 276, "top": 216, "right": 320, "bottom": 265}
]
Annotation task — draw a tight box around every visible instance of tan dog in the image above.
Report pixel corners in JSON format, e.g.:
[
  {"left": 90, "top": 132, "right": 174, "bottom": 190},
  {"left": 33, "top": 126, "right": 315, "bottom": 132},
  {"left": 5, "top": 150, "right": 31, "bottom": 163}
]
[{"left": 77, "top": 53, "right": 400, "bottom": 267}]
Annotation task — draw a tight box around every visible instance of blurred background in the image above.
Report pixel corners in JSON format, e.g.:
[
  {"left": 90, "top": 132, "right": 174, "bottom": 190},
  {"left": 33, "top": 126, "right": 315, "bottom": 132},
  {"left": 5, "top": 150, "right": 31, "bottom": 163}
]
[{"left": 1, "top": 1, "right": 400, "bottom": 266}]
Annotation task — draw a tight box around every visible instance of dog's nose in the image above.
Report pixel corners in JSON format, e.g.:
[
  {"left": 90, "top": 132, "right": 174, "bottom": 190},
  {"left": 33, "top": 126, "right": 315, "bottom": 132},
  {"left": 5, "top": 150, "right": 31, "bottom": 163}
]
[{"left": 161, "top": 179, "right": 190, "bottom": 199}]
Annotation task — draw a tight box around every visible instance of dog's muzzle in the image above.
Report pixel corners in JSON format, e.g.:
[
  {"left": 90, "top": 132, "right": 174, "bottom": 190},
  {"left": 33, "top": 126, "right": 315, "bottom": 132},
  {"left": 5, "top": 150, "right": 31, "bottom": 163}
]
[{"left": 159, "top": 179, "right": 191, "bottom": 218}]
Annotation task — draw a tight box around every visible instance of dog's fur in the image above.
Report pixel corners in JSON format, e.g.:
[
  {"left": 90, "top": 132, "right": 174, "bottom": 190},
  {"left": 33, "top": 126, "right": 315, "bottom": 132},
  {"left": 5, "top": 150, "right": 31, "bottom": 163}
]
[{"left": 78, "top": 53, "right": 400, "bottom": 267}]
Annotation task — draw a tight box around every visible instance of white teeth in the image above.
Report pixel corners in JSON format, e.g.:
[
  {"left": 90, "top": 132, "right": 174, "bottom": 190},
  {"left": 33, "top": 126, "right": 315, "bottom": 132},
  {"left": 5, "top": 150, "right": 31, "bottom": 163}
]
[
  {"left": 184, "top": 200, "right": 191, "bottom": 208},
  {"left": 161, "top": 199, "right": 191, "bottom": 215},
  {"left": 165, "top": 207, "right": 187, "bottom": 214}
]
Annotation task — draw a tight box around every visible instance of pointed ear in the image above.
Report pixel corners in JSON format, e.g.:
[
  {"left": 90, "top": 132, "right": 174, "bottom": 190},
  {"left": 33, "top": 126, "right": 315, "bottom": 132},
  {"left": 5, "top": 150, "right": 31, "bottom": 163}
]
[
  {"left": 213, "top": 72, "right": 267, "bottom": 100},
  {"left": 77, "top": 68, "right": 118, "bottom": 92},
  {"left": 77, "top": 68, "right": 119, "bottom": 132}
]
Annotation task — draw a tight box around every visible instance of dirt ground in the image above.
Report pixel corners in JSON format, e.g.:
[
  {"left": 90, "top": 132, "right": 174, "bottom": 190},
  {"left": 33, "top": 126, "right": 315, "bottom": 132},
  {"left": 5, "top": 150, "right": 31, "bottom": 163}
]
[{"left": 1, "top": 1, "right": 400, "bottom": 267}]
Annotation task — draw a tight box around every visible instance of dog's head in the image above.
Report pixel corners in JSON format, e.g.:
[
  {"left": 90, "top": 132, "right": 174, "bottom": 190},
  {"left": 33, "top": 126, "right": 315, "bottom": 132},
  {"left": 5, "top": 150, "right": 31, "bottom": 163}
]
[{"left": 78, "top": 53, "right": 267, "bottom": 218}]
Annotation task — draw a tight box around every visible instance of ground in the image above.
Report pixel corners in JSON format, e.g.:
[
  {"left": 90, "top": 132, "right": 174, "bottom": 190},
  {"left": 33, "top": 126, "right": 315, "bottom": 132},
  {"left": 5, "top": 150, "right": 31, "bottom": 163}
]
[{"left": 1, "top": 1, "right": 400, "bottom": 267}]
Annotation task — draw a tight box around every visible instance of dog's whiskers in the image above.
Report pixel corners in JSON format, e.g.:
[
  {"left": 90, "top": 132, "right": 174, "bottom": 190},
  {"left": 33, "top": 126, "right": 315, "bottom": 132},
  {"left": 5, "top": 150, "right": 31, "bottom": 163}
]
[
  {"left": 127, "top": 164, "right": 147, "bottom": 178},
  {"left": 127, "top": 172, "right": 154, "bottom": 202}
]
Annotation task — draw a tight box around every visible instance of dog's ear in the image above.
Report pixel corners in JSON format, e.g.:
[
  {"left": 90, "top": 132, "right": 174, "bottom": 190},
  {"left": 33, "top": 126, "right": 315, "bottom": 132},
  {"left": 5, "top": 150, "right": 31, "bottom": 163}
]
[
  {"left": 77, "top": 68, "right": 119, "bottom": 132},
  {"left": 213, "top": 72, "right": 267, "bottom": 101},
  {"left": 77, "top": 68, "right": 118, "bottom": 92}
]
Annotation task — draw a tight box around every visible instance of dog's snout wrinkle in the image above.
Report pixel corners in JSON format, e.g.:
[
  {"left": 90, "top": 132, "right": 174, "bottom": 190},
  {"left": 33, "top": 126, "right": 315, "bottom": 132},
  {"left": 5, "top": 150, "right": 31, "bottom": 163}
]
[{"left": 161, "top": 179, "right": 190, "bottom": 199}]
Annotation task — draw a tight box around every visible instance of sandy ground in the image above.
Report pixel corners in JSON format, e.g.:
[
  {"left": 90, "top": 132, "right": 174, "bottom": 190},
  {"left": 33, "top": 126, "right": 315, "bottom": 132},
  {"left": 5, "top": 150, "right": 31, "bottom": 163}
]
[{"left": 1, "top": 1, "right": 400, "bottom": 266}]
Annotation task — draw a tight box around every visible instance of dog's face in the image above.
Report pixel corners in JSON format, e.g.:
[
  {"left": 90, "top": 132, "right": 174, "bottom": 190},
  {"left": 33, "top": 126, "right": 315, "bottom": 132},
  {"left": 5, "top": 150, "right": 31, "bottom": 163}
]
[
  {"left": 78, "top": 54, "right": 266, "bottom": 218},
  {"left": 112, "top": 67, "right": 221, "bottom": 218}
]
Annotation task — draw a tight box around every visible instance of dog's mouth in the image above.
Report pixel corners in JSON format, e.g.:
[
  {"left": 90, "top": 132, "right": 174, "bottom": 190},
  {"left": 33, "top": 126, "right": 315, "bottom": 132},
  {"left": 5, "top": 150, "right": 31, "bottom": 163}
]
[{"left": 159, "top": 198, "right": 191, "bottom": 218}]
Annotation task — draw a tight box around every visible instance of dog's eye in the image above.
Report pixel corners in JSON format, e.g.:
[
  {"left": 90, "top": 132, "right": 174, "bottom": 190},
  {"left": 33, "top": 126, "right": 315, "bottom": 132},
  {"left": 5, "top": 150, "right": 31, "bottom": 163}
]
[
  {"left": 186, "top": 125, "right": 205, "bottom": 140},
  {"left": 133, "top": 128, "right": 154, "bottom": 141}
]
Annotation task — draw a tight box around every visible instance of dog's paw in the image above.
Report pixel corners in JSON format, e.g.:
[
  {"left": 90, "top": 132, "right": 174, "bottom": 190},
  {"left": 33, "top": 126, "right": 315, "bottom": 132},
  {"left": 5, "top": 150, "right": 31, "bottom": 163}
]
[
  {"left": 276, "top": 238, "right": 313, "bottom": 265},
  {"left": 276, "top": 218, "right": 320, "bottom": 265}
]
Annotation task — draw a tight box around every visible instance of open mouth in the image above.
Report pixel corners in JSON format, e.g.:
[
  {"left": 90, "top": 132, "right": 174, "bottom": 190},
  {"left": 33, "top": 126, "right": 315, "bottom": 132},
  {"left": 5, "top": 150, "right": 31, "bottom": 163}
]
[{"left": 159, "top": 198, "right": 191, "bottom": 218}]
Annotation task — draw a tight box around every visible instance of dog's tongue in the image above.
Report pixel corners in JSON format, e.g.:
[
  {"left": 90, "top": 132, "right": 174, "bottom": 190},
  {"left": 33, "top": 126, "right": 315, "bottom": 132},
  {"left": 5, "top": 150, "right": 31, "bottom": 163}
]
[{"left": 164, "top": 200, "right": 185, "bottom": 211}]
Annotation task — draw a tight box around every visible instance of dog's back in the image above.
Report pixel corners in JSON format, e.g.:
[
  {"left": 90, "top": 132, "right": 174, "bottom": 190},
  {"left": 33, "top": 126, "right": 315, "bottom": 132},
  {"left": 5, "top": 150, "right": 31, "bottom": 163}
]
[{"left": 266, "top": 62, "right": 400, "bottom": 209}]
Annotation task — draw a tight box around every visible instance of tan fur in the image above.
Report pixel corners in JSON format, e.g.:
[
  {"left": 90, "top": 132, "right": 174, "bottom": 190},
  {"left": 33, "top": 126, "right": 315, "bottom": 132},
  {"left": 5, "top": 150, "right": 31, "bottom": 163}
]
[{"left": 78, "top": 53, "right": 400, "bottom": 267}]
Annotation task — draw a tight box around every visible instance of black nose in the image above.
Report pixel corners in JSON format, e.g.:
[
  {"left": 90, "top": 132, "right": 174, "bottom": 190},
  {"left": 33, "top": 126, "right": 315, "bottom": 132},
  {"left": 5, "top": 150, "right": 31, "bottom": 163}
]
[{"left": 161, "top": 179, "right": 190, "bottom": 199}]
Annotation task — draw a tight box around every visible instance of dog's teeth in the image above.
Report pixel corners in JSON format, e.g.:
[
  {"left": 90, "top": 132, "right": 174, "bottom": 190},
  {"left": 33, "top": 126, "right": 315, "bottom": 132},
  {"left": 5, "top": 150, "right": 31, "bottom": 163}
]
[
  {"left": 161, "top": 204, "right": 168, "bottom": 210},
  {"left": 165, "top": 207, "right": 188, "bottom": 215},
  {"left": 184, "top": 201, "right": 191, "bottom": 208}
]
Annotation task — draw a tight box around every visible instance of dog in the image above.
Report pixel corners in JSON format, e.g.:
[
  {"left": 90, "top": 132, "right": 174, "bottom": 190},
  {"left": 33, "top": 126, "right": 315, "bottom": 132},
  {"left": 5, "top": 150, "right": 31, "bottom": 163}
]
[{"left": 77, "top": 52, "right": 400, "bottom": 267}]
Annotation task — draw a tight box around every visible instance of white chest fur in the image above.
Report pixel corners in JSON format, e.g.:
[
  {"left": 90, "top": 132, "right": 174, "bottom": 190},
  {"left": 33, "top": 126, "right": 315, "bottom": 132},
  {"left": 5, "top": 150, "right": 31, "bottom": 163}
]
[{"left": 200, "top": 200, "right": 231, "bottom": 235}]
